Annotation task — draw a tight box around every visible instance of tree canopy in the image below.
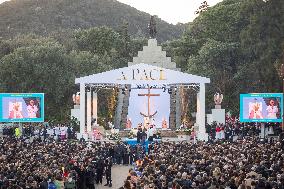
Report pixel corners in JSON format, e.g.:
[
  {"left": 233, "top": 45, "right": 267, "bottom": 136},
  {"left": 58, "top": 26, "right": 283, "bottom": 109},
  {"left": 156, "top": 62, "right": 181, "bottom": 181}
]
[
  {"left": 0, "top": 0, "right": 283, "bottom": 120},
  {"left": 165, "top": 0, "right": 284, "bottom": 114}
]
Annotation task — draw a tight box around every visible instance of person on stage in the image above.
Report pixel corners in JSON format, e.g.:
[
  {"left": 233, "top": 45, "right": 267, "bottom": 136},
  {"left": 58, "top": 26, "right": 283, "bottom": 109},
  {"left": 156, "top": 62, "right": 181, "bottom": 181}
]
[
  {"left": 137, "top": 126, "right": 143, "bottom": 143},
  {"left": 141, "top": 128, "right": 147, "bottom": 145},
  {"left": 27, "top": 99, "right": 39, "bottom": 118},
  {"left": 147, "top": 125, "right": 155, "bottom": 142}
]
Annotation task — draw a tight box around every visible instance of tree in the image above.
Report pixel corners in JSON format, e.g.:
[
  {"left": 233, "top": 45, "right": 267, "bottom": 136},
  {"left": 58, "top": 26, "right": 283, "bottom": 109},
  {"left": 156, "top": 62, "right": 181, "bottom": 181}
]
[
  {"left": 73, "top": 26, "right": 123, "bottom": 55},
  {"left": 0, "top": 40, "right": 75, "bottom": 120},
  {"left": 238, "top": 0, "right": 284, "bottom": 92},
  {"left": 187, "top": 39, "right": 239, "bottom": 112},
  {"left": 195, "top": 1, "right": 209, "bottom": 15}
]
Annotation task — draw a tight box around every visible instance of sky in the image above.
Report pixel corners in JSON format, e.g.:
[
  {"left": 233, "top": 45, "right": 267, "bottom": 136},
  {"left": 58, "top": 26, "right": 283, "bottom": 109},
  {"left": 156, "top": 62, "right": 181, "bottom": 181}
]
[
  {"left": 117, "top": 0, "right": 223, "bottom": 24},
  {"left": 0, "top": 0, "right": 223, "bottom": 24}
]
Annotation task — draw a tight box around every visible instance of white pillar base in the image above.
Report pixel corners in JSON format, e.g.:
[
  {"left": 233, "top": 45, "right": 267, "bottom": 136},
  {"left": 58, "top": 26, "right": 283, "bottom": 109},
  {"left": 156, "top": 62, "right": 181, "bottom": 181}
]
[
  {"left": 79, "top": 83, "right": 86, "bottom": 134},
  {"left": 92, "top": 92, "right": 98, "bottom": 126},
  {"left": 196, "top": 83, "right": 207, "bottom": 141}
]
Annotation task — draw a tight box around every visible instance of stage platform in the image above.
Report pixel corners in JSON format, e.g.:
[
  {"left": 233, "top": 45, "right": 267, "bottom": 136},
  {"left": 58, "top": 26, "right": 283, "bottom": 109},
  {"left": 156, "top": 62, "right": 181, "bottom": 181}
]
[
  {"left": 124, "top": 138, "right": 162, "bottom": 151},
  {"left": 118, "top": 129, "right": 178, "bottom": 138}
]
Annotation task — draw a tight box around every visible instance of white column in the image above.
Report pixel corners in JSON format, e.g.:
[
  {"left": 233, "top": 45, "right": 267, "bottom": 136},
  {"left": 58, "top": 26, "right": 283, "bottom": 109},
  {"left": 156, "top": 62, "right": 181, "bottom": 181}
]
[
  {"left": 86, "top": 92, "right": 92, "bottom": 132},
  {"left": 175, "top": 87, "right": 181, "bottom": 129},
  {"left": 196, "top": 83, "right": 208, "bottom": 141},
  {"left": 92, "top": 92, "right": 98, "bottom": 125},
  {"left": 79, "top": 83, "right": 85, "bottom": 134},
  {"left": 114, "top": 89, "right": 124, "bottom": 129}
]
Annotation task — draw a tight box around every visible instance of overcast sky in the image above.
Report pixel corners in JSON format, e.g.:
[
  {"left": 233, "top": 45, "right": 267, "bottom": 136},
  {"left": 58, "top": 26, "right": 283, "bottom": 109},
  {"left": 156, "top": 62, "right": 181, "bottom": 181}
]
[
  {"left": 0, "top": 0, "right": 223, "bottom": 24},
  {"left": 117, "top": 0, "right": 223, "bottom": 24}
]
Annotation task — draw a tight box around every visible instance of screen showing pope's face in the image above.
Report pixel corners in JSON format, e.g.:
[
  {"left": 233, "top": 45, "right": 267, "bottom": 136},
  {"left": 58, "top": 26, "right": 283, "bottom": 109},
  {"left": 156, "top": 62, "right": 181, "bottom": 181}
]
[
  {"left": 0, "top": 93, "right": 44, "bottom": 122},
  {"left": 240, "top": 94, "right": 282, "bottom": 122}
]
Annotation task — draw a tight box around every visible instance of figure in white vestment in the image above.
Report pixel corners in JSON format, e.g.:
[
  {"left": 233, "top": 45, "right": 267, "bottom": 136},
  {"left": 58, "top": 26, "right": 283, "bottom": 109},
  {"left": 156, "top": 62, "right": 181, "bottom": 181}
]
[
  {"left": 162, "top": 118, "right": 168, "bottom": 129},
  {"left": 72, "top": 92, "right": 80, "bottom": 105},
  {"left": 126, "top": 118, "right": 132, "bottom": 129},
  {"left": 144, "top": 117, "right": 150, "bottom": 129},
  {"left": 249, "top": 99, "right": 263, "bottom": 119},
  {"left": 108, "top": 121, "right": 114, "bottom": 129},
  {"left": 8, "top": 102, "right": 23, "bottom": 119},
  {"left": 27, "top": 100, "right": 39, "bottom": 118},
  {"left": 266, "top": 99, "right": 278, "bottom": 119},
  {"left": 180, "top": 122, "right": 185, "bottom": 129},
  {"left": 147, "top": 125, "right": 156, "bottom": 141}
]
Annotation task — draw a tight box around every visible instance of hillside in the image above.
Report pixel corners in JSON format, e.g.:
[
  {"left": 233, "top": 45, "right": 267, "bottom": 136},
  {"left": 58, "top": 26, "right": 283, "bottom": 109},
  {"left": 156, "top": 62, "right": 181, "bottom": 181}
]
[{"left": 0, "top": 0, "right": 185, "bottom": 42}]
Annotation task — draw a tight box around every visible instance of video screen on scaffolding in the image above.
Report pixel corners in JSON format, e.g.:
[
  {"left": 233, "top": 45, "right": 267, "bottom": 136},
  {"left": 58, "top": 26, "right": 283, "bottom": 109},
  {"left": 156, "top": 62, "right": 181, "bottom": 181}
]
[
  {"left": 0, "top": 93, "right": 44, "bottom": 122},
  {"left": 240, "top": 93, "right": 283, "bottom": 122}
]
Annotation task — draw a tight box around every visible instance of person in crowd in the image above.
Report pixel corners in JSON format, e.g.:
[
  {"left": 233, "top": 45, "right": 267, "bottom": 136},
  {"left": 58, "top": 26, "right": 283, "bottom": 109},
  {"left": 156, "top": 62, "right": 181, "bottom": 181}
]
[
  {"left": 67, "top": 127, "right": 72, "bottom": 139},
  {"left": 15, "top": 127, "right": 21, "bottom": 138},
  {"left": 95, "top": 157, "right": 105, "bottom": 185},
  {"left": 123, "top": 144, "right": 130, "bottom": 165},
  {"left": 104, "top": 157, "right": 113, "bottom": 187},
  {"left": 85, "top": 165, "right": 95, "bottom": 189},
  {"left": 64, "top": 176, "right": 76, "bottom": 189}
]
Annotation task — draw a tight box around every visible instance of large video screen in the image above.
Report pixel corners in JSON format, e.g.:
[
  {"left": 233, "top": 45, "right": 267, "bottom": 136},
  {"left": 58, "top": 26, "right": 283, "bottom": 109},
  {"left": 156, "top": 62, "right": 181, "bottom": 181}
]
[
  {"left": 240, "top": 93, "right": 283, "bottom": 122},
  {"left": 0, "top": 93, "right": 44, "bottom": 122}
]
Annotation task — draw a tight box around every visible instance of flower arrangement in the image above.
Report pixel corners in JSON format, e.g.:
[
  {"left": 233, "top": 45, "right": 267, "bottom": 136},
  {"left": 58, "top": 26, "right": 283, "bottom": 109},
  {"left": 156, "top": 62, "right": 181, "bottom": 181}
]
[
  {"left": 106, "top": 129, "right": 121, "bottom": 140},
  {"left": 175, "top": 128, "right": 192, "bottom": 135},
  {"left": 107, "top": 132, "right": 121, "bottom": 140},
  {"left": 127, "top": 129, "right": 137, "bottom": 139},
  {"left": 155, "top": 129, "right": 162, "bottom": 139},
  {"left": 184, "top": 128, "right": 192, "bottom": 135}
]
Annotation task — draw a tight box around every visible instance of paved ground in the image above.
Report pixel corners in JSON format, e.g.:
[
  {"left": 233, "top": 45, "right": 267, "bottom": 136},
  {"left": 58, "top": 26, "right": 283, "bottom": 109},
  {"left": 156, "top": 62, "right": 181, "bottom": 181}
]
[{"left": 95, "top": 165, "right": 132, "bottom": 189}]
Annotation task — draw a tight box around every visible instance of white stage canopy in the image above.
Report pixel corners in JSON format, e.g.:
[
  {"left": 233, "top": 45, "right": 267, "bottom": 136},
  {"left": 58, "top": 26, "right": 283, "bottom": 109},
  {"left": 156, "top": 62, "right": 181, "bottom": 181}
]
[
  {"left": 75, "top": 63, "right": 210, "bottom": 86},
  {"left": 75, "top": 63, "right": 210, "bottom": 141}
]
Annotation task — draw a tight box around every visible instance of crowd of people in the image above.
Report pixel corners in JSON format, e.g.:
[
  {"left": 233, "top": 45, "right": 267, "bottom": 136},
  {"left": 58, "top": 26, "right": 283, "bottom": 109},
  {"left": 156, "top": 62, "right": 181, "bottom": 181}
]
[
  {"left": 1, "top": 120, "right": 284, "bottom": 189},
  {"left": 206, "top": 118, "right": 281, "bottom": 142},
  {"left": 0, "top": 129, "right": 147, "bottom": 189},
  {"left": 1, "top": 124, "right": 76, "bottom": 140},
  {"left": 124, "top": 137, "right": 284, "bottom": 189}
]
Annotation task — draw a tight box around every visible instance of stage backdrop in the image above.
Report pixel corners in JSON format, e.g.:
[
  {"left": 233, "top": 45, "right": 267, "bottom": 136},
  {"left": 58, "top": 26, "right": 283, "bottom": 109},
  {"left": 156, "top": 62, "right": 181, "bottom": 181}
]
[
  {"left": 0, "top": 93, "right": 44, "bottom": 122},
  {"left": 127, "top": 88, "right": 170, "bottom": 128},
  {"left": 240, "top": 93, "right": 283, "bottom": 122}
]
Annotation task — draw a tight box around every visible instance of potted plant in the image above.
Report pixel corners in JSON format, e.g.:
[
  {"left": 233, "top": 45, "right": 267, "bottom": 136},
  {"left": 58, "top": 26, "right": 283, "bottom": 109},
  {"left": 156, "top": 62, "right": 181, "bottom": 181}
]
[{"left": 127, "top": 129, "right": 137, "bottom": 139}]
